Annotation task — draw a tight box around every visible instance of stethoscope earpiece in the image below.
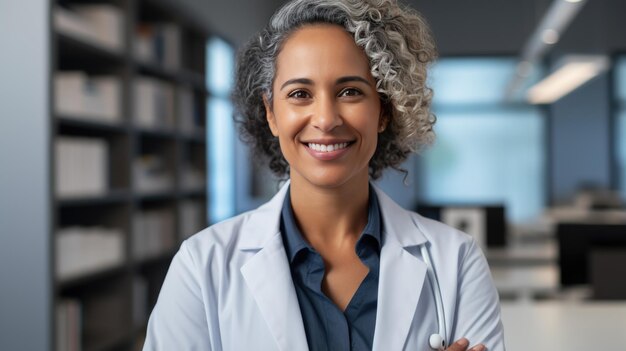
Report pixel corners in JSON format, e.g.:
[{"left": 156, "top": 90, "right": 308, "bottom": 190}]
[{"left": 429, "top": 333, "right": 446, "bottom": 350}]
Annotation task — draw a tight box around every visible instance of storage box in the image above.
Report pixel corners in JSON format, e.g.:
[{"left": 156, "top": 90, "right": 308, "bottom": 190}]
[
  {"left": 55, "top": 136, "right": 109, "bottom": 198},
  {"left": 54, "top": 5, "right": 124, "bottom": 51},
  {"left": 55, "top": 71, "right": 121, "bottom": 122}
]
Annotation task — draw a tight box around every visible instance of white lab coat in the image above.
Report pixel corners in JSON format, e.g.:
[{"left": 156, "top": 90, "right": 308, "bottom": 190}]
[{"left": 143, "top": 182, "right": 506, "bottom": 350}]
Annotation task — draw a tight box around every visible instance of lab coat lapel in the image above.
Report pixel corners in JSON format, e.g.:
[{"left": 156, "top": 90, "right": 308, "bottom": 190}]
[
  {"left": 240, "top": 234, "right": 308, "bottom": 351},
  {"left": 372, "top": 185, "right": 428, "bottom": 350},
  {"left": 240, "top": 181, "right": 309, "bottom": 351}
]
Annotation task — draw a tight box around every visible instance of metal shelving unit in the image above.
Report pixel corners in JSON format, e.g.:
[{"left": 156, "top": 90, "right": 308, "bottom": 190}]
[{"left": 50, "top": 0, "right": 210, "bottom": 349}]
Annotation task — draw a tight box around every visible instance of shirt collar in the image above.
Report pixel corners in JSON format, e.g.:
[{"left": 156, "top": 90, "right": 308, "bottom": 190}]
[{"left": 280, "top": 184, "right": 382, "bottom": 264}]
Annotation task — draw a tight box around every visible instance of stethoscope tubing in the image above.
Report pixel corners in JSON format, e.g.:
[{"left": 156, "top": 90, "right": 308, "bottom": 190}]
[{"left": 420, "top": 244, "right": 447, "bottom": 350}]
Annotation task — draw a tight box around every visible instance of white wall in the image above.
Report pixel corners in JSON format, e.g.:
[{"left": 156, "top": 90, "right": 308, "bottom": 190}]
[{"left": 0, "top": 0, "right": 51, "bottom": 350}]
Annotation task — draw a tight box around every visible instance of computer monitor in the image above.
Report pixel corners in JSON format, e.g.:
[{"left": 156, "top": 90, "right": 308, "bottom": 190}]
[
  {"left": 415, "top": 204, "right": 507, "bottom": 248},
  {"left": 557, "top": 223, "right": 626, "bottom": 286}
]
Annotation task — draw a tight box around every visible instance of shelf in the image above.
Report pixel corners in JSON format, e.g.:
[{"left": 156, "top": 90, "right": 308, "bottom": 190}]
[
  {"left": 136, "top": 251, "right": 176, "bottom": 267},
  {"left": 180, "top": 130, "right": 206, "bottom": 143},
  {"left": 58, "top": 190, "right": 131, "bottom": 207},
  {"left": 136, "top": 190, "right": 177, "bottom": 201},
  {"left": 135, "top": 61, "right": 208, "bottom": 94},
  {"left": 138, "top": 0, "right": 177, "bottom": 20},
  {"left": 58, "top": 264, "right": 127, "bottom": 292},
  {"left": 180, "top": 69, "right": 207, "bottom": 92},
  {"left": 57, "top": 115, "right": 127, "bottom": 133},
  {"left": 179, "top": 188, "right": 206, "bottom": 198},
  {"left": 136, "top": 127, "right": 177, "bottom": 139},
  {"left": 50, "top": 1, "right": 214, "bottom": 350},
  {"left": 135, "top": 60, "right": 178, "bottom": 82},
  {"left": 85, "top": 329, "right": 134, "bottom": 351},
  {"left": 56, "top": 32, "right": 125, "bottom": 66}
]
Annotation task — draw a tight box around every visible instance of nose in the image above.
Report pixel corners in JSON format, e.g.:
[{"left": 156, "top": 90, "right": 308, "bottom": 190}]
[{"left": 311, "top": 94, "right": 342, "bottom": 132}]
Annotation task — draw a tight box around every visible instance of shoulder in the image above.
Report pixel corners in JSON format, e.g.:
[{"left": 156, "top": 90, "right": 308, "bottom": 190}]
[
  {"left": 373, "top": 184, "right": 475, "bottom": 257},
  {"left": 179, "top": 186, "right": 286, "bottom": 265},
  {"left": 408, "top": 211, "right": 489, "bottom": 289},
  {"left": 397, "top": 210, "right": 476, "bottom": 264},
  {"left": 184, "top": 180, "right": 287, "bottom": 250},
  {"left": 187, "top": 210, "right": 254, "bottom": 245},
  {"left": 411, "top": 212, "right": 474, "bottom": 247},
  {"left": 181, "top": 209, "right": 259, "bottom": 261}
]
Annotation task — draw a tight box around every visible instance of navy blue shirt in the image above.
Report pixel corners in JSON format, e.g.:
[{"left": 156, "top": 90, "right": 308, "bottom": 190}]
[{"left": 280, "top": 186, "right": 382, "bottom": 351}]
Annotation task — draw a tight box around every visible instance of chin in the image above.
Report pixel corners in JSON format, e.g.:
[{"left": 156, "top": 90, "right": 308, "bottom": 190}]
[{"left": 293, "top": 166, "right": 367, "bottom": 189}]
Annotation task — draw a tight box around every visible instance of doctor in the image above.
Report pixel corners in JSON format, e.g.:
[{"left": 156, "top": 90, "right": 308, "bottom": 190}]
[{"left": 144, "top": 0, "right": 505, "bottom": 350}]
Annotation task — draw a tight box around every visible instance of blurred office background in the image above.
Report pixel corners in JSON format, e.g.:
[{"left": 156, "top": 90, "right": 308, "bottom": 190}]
[{"left": 1, "top": 0, "right": 626, "bottom": 350}]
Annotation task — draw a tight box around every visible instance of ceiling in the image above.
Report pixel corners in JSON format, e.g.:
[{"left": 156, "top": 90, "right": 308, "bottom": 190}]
[{"left": 190, "top": 0, "right": 626, "bottom": 58}]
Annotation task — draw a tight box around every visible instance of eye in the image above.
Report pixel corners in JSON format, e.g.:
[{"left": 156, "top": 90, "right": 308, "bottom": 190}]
[
  {"left": 288, "top": 90, "right": 311, "bottom": 99},
  {"left": 339, "top": 87, "right": 362, "bottom": 97}
]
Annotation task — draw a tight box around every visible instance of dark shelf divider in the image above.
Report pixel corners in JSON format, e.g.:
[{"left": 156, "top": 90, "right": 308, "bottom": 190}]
[
  {"left": 56, "top": 32, "right": 125, "bottom": 65},
  {"left": 57, "top": 189, "right": 131, "bottom": 207},
  {"left": 135, "top": 127, "right": 178, "bottom": 139},
  {"left": 58, "top": 265, "right": 128, "bottom": 293},
  {"left": 56, "top": 116, "right": 128, "bottom": 133},
  {"left": 136, "top": 251, "right": 176, "bottom": 267}
]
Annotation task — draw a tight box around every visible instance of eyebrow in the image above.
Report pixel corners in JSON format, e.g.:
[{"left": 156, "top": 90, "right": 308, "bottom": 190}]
[
  {"left": 279, "top": 76, "right": 370, "bottom": 91},
  {"left": 336, "top": 76, "right": 370, "bottom": 85}
]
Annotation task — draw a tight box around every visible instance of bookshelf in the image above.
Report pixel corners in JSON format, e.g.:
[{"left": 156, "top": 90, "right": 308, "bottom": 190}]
[{"left": 51, "top": 0, "right": 213, "bottom": 349}]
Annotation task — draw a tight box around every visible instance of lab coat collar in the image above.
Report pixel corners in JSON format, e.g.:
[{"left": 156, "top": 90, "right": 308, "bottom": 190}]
[
  {"left": 371, "top": 183, "right": 428, "bottom": 247},
  {"left": 238, "top": 180, "right": 290, "bottom": 251},
  {"left": 240, "top": 180, "right": 429, "bottom": 351}
]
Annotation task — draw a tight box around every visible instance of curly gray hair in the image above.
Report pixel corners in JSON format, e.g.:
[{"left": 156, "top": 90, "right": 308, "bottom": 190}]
[{"left": 233, "top": 0, "right": 437, "bottom": 179}]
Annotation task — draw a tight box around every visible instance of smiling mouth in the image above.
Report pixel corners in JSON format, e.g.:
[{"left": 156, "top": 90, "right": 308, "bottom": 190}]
[{"left": 305, "top": 141, "right": 355, "bottom": 153}]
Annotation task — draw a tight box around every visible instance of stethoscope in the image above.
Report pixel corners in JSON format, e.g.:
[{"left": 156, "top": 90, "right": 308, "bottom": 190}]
[{"left": 420, "top": 245, "right": 448, "bottom": 351}]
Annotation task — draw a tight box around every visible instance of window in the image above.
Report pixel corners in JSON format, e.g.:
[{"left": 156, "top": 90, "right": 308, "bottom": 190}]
[
  {"left": 420, "top": 58, "right": 545, "bottom": 223},
  {"left": 206, "top": 37, "right": 235, "bottom": 223},
  {"left": 615, "top": 56, "right": 626, "bottom": 200}
]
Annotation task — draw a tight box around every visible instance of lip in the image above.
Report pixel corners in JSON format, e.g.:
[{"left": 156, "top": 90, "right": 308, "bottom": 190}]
[
  {"left": 303, "top": 141, "right": 354, "bottom": 161},
  {"left": 301, "top": 138, "right": 354, "bottom": 145}
]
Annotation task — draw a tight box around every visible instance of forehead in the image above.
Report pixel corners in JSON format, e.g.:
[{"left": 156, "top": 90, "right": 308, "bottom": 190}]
[{"left": 275, "top": 24, "right": 373, "bottom": 82}]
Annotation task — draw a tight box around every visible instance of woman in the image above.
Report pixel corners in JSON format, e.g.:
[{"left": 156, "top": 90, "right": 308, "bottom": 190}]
[{"left": 144, "top": 0, "right": 505, "bottom": 350}]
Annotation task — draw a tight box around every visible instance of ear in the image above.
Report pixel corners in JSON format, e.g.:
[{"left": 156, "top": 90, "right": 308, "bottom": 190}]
[
  {"left": 378, "top": 107, "right": 390, "bottom": 133},
  {"left": 263, "top": 94, "right": 279, "bottom": 137}
]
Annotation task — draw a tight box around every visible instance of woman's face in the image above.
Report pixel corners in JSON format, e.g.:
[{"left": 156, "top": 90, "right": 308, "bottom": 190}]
[{"left": 265, "top": 24, "right": 384, "bottom": 189}]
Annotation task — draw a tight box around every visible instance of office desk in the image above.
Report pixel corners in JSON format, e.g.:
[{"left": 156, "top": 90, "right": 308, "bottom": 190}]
[
  {"left": 491, "top": 265, "right": 559, "bottom": 299},
  {"left": 487, "top": 242, "right": 557, "bottom": 266},
  {"left": 501, "top": 301, "right": 626, "bottom": 350}
]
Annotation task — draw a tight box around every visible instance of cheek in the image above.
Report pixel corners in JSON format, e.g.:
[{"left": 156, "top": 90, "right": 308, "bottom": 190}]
[
  {"left": 273, "top": 107, "right": 308, "bottom": 148},
  {"left": 344, "top": 105, "right": 380, "bottom": 139}
]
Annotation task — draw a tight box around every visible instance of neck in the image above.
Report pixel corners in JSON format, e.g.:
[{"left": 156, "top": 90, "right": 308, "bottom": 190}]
[{"left": 289, "top": 173, "right": 370, "bottom": 250}]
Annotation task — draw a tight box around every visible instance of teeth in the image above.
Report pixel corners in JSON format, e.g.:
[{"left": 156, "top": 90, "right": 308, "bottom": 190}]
[{"left": 307, "top": 142, "right": 349, "bottom": 152}]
